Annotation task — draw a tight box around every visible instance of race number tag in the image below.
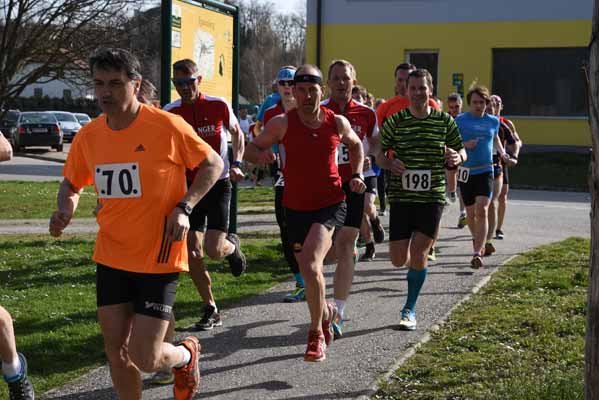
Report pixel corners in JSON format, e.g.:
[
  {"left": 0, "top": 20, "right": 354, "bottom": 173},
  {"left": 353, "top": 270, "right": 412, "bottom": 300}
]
[
  {"left": 402, "top": 169, "right": 432, "bottom": 192},
  {"left": 274, "top": 174, "right": 285, "bottom": 187},
  {"left": 95, "top": 163, "right": 142, "bottom": 199},
  {"left": 336, "top": 143, "right": 350, "bottom": 165},
  {"left": 457, "top": 166, "right": 470, "bottom": 183}
]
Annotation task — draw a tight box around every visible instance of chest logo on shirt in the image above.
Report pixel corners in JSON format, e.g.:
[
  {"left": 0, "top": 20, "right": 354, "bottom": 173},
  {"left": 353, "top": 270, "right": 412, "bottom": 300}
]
[
  {"left": 311, "top": 132, "right": 319, "bottom": 139},
  {"left": 197, "top": 125, "right": 217, "bottom": 137},
  {"left": 135, "top": 144, "right": 145, "bottom": 152}
]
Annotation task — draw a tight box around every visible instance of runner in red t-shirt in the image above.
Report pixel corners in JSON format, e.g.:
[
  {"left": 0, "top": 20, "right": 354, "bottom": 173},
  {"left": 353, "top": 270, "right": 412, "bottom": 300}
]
[
  {"left": 321, "top": 60, "right": 381, "bottom": 339},
  {"left": 244, "top": 65, "right": 366, "bottom": 362},
  {"left": 164, "top": 58, "right": 247, "bottom": 332}
]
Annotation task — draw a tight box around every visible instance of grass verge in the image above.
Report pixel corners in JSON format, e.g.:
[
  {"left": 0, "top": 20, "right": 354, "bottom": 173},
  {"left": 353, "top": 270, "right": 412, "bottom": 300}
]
[
  {"left": 374, "top": 237, "right": 588, "bottom": 400},
  {"left": 509, "top": 152, "right": 589, "bottom": 192},
  {"left": 0, "top": 182, "right": 275, "bottom": 219},
  {"left": 0, "top": 233, "right": 289, "bottom": 397}
]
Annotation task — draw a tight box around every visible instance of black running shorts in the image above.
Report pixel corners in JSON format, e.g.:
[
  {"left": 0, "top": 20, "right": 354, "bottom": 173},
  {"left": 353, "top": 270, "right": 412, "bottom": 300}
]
[
  {"left": 285, "top": 202, "right": 346, "bottom": 252},
  {"left": 364, "top": 176, "right": 378, "bottom": 195},
  {"left": 389, "top": 202, "right": 443, "bottom": 241},
  {"left": 188, "top": 178, "right": 231, "bottom": 232},
  {"left": 96, "top": 264, "right": 178, "bottom": 321},
  {"left": 458, "top": 171, "right": 494, "bottom": 207},
  {"left": 342, "top": 181, "right": 365, "bottom": 229}
]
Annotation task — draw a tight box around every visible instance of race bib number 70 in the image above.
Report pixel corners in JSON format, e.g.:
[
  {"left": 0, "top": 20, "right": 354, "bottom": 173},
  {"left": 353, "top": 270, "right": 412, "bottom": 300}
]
[
  {"left": 402, "top": 169, "right": 432, "bottom": 191},
  {"left": 95, "top": 163, "right": 142, "bottom": 199}
]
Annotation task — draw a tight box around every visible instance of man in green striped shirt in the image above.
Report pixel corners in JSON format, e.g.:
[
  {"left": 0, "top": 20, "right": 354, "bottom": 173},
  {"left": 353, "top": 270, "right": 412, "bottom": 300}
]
[{"left": 376, "top": 69, "right": 466, "bottom": 331}]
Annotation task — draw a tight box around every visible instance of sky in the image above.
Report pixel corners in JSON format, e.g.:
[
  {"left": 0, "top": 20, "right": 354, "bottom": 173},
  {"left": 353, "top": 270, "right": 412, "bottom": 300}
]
[{"left": 243, "top": 0, "right": 306, "bottom": 15}]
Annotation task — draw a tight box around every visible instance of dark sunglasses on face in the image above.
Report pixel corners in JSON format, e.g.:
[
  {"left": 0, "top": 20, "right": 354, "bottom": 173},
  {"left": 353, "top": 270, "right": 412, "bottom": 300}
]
[
  {"left": 278, "top": 80, "right": 294, "bottom": 87},
  {"left": 172, "top": 77, "right": 198, "bottom": 86}
]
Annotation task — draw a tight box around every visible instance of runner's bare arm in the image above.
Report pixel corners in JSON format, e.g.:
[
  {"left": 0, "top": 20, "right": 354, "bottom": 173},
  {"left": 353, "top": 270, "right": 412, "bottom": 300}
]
[
  {"left": 166, "top": 149, "right": 224, "bottom": 241},
  {"left": 371, "top": 131, "right": 406, "bottom": 175},
  {"left": 494, "top": 132, "right": 509, "bottom": 161},
  {"left": 49, "top": 178, "right": 83, "bottom": 237},
  {"left": 229, "top": 122, "right": 245, "bottom": 182},
  {"left": 243, "top": 114, "right": 286, "bottom": 166},
  {"left": 337, "top": 115, "right": 366, "bottom": 194}
]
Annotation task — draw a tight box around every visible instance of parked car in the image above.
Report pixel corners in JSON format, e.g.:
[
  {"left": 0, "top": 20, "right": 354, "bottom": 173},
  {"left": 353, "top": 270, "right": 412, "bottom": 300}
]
[
  {"left": 50, "top": 111, "right": 82, "bottom": 142},
  {"left": 0, "top": 110, "right": 21, "bottom": 145},
  {"left": 14, "top": 112, "right": 63, "bottom": 152},
  {"left": 74, "top": 113, "right": 92, "bottom": 126}
]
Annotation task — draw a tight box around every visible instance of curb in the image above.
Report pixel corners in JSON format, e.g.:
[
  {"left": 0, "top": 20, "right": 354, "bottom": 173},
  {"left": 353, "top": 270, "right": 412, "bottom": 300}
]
[
  {"left": 356, "top": 254, "right": 520, "bottom": 400},
  {"left": 18, "top": 153, "right": 66, "bottom": 164}
]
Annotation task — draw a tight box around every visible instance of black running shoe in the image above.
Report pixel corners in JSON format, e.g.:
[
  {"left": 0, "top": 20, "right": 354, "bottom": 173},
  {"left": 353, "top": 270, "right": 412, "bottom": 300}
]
[
  {"left": 359, "top": 243, "right": 375, "bottom": 262},
  {"left": 495, "top": 229, "right": 504, "bottom": 240},
  {"left": 5, "top": 353, "right": 34, "bottom": 400},
  {"left": 194, "top": 305, "right": 222, "bottom": 331},
  {"left": 371, "top": 217, "right": 385, "bottom": 244},
  {"left": 225, "top": 233, "right": 247, "bottom": 277}
]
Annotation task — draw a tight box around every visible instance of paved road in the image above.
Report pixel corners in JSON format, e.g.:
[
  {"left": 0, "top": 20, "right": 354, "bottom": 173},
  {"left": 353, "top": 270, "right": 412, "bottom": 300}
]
[
  {"left": 26, "top": 189, "right": 589, "bottom": 400},
  {"left": 0, "top": 156, "right": 64, "bottom": 181}
]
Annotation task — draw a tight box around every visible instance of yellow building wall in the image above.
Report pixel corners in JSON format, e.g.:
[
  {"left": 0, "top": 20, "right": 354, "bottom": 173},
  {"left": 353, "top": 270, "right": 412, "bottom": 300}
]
[{"left": 307, "top": 20, "right": 591, "bottom": 146}]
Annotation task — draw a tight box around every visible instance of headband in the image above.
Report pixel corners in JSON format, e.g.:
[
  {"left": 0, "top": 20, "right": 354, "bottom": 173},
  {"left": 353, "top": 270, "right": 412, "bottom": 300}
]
[{"left": 294, "top": 74, "right": 323, "bottom": 85}]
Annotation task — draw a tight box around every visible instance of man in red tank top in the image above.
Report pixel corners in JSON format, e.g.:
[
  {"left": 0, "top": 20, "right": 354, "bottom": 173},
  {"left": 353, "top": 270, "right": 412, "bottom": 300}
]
[{"left": 244, "top": 65, "right": 366, "bottom": 362}]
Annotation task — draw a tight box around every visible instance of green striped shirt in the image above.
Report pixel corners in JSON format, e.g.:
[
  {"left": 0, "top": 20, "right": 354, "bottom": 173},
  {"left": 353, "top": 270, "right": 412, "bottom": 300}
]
[{"left": 380, "top": 108, "right": 463, "bottom": 204}]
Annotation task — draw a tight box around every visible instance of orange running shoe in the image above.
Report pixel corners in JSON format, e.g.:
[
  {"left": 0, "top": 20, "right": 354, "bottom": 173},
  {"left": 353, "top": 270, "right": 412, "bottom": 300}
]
[
  {"left": 304, "top": 330, "right": 326, "bottom": 362},
  {"left": 172, "top": 336, "right": 201, "bottom": 400},
  {"left": 322, "top": 301, "right": 338, "bottom": 346}
]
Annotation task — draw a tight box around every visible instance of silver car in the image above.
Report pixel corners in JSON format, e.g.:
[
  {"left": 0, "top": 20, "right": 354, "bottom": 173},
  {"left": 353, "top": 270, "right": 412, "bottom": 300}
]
[{"left": 50, "top": 111, "right": 82, "bottom": 142}]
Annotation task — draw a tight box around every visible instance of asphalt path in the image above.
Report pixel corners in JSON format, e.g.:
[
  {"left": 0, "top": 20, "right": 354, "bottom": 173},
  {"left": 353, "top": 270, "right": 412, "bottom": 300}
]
[{"left": 18, "top": 189, "right": 586, "bottom": 400}]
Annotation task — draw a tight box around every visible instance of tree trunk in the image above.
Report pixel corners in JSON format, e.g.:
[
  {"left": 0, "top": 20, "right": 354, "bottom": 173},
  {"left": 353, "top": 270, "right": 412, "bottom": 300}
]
[{"left": 587, "top": 2, "right": 599, "bottom": 398}]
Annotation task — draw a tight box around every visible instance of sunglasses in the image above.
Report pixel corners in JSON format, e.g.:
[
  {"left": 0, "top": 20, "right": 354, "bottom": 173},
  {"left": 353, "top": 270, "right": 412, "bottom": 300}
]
[
  {"left": 278, "top": 80, "right": 294, "bottom": 87},
  {"left": 172, "top": 77, "right": 198, "bottom": 86}
]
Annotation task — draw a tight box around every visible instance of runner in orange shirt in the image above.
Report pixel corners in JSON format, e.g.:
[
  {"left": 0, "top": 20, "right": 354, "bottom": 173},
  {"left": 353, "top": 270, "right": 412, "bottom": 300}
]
[
  {"left": 376, "top": 63, "right": 440, "bottom": 127},
  {"left": 49, "top": 48, "right": 223, "bottom": 400}
]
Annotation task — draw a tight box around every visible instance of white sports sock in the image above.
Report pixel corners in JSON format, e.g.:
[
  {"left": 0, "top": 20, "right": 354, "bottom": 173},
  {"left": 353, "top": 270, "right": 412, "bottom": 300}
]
[
  {"left": 173, "top": 345, "right": 192, "bottom": 368},
  {"left": 2, "top": 355, "right": 21, "bottom": 379},
  {"left": 335, "top": 299, "right": 346, "bottom": 320},
  {"left": 224, "top": 240, "right": 235, "bottom": 256}
]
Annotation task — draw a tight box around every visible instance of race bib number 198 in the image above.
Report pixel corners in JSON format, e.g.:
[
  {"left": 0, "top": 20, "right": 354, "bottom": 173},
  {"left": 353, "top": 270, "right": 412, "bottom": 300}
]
[
  {"left": 402, "top": 169, "right": 432, "bottom": 191},
  {"left": 95, "top": 163, "right": 142, "bottom": 199}
]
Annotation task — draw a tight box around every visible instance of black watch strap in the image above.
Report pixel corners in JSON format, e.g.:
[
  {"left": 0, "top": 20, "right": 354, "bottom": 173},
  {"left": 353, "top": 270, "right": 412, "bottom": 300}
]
[
  {"left": 232, "top": 160, "right": 242, "bottom": 168},
  {"left": 352, "top": 173, "right": 365, "bottom": 181},
  {"left": 176, "top": 202, "right": 193, "bottom": 216}
]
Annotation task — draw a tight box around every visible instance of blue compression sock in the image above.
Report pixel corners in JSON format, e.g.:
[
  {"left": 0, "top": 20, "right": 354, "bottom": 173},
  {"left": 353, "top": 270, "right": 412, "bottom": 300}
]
[
  {"left": 294, "top": 272, "right": 304, "bottom": 287},
  {"left": 403, "top": 268, "right": 428, "bottom": 312}
]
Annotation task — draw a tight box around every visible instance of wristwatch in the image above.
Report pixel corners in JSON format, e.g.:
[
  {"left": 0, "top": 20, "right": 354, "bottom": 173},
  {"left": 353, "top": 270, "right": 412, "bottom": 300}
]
[
  {"left": 352, "top": 173, "right": 365, "bottom": 182},
  {"left": 176, "top": 202, "right": 193, "bottom": 216},
  {"left": 232, "top": 160, "right": 242, "bottom": 168},
  {"left": 459, "top": 153, "right": 465, "bottom": 164}
]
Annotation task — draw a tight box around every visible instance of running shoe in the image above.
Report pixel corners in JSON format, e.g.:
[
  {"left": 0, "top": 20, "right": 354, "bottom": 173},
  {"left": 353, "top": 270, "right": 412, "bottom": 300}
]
[
  {"left": 495, "top": 229, "right": 505, "bottom": 240},
  {"left": 457, "top": 215, "right": 467, "bottom": 229},
  {"left": 359, "top": 244, "right": 375, "bottom": 262},
  {"left": 173, "top": 336, "right": 201, "bottom": 400},
  {"left": 304, "top": 330, "right": 326, "bottom": 362},
  {"left": 331, "top": 313, "right": 344, "bottom": 340},
  {"left": 378, "top": 210, "right": 387, "bottom": 217},
  {"left": 322, "top": 301, "right": 338, "bottom": 346},
  {"left": 427, "top": 247, "right": 437, "bottom": 261},
  {"left": 150, "top": 370, "right": 175, "bottom": 385},
  {"left": 470, "top": 255, "right": 483, "bottom": 269},
  {"left": 283, "top": 283, "right": 305, "bottom": 303},
  {"left": 484, "top": 241, "right": 496, "bottom": 256},
  {"left": 371, "top": 217, "right": 385, "bottom": 244},
  {"left": 194, "top": 305, "right": 222, "bottom": 331},
  {"left": 447, "top": 192, "right": 457, "bottom": 204},
  {"left": 225, "top": 233, "right": 247, "bottom": 277},
  {"left": 398, "top": 309, "right": 417, "bottom": 331},
  {"left": 5, "top": 353, "right": 34, "bottom": 400}
]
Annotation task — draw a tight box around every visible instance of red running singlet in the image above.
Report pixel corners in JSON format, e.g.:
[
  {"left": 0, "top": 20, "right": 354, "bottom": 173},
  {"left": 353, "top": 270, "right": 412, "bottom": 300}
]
[{"left": 282, "top": 107, "right": 345, "bottom": 211}]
